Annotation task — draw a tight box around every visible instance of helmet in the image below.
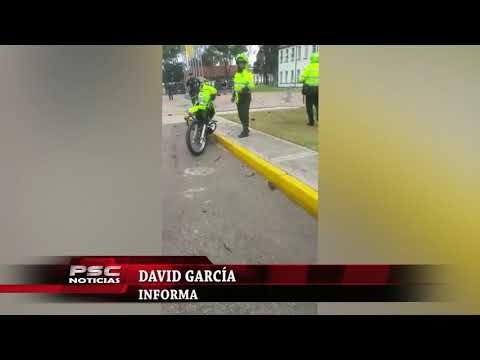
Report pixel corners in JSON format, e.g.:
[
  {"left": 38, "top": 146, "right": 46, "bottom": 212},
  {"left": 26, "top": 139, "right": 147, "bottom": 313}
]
[{"left": 235, "top": 53, "right": 249, "bottom": 65}]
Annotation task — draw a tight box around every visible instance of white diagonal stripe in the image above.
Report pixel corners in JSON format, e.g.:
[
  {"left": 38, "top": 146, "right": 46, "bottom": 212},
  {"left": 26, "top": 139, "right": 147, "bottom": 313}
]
[{"left": 270, "top": 152, "right": 317, "bottom": 162}]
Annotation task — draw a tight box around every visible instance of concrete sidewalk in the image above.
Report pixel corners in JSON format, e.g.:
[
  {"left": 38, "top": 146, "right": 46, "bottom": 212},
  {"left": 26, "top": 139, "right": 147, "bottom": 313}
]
[
  {"left": 162, "top": 91, "right": 304, "bottom": 115},
  {"left": 215, "top": 116, "right": 318, "bottom": 191}
]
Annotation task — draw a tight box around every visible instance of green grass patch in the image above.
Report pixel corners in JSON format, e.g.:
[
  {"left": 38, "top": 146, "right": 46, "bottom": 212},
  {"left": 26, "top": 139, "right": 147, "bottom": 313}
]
[
  {"left": 221, "top": 107, "right": 318, "bottom": 151},
  {"left": 254, "top": 84, "right": 301, "bottom": 93}
]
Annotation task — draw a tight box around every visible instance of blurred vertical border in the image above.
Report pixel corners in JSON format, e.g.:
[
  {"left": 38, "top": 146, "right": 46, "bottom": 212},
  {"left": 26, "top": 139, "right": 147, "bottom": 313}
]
[{"left": 319, "top": 45, "right": 480, "bottom": 313}]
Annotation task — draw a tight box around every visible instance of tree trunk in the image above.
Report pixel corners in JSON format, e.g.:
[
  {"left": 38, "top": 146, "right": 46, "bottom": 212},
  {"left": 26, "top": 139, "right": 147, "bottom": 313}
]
[{"left": 224, "top": 61, "right": 229, "bottom": 80}]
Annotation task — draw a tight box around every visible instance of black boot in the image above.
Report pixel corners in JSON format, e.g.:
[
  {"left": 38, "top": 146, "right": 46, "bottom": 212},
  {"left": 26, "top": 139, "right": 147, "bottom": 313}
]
[
  {"left": 307, "top": 115, "right": 314, "bottom": 126},
  {"left": 238, "top": 128, "right": 249, "bottom": 138}
]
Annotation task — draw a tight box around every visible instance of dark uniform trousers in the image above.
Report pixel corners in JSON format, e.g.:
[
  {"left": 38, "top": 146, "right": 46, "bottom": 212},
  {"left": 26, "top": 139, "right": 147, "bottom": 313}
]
[
  {"left": 187, "top": 79, "right": 200, "bottom": 105},
  {"left": 237, "top": 93, "right": 252, "bottom": 132},
  {"left": 305, "top": 86, "right": 319, "bottom": 125},
  {"left": 190, "top": 92, "right": 198, "bottom": 105}
]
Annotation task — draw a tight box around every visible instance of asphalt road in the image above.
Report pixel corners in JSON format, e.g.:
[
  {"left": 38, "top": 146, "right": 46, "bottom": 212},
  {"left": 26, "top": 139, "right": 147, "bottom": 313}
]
[{"left": 160, "top": 121, "right": 317, "bottom": 314}]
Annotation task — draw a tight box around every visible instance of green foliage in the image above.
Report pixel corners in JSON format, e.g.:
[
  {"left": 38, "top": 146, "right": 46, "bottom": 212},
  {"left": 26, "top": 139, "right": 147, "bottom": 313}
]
[
  {"left": 162, "top": 45, "right": 185, "bottom": 83},
  {"left": 201, "top": 45, "right": 248, "bottom": 79},
  {"left": 253, "top": 45, "right": 279, "bottom": 85},
  {"left": 202, "top": 45, "right": 248, "bottom": 66},
  {"left": 163, "top": 62, "right": 184, "bottom": 83},
  {"left": 163, "top": 45, "right": 184, "bottom": 63},
  {"left": 201, "top": 46, "right": 221, "bottom": 66}
]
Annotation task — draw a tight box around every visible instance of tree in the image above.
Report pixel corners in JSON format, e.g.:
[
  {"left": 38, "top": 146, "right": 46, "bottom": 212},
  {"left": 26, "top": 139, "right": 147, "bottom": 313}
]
[
  {"left": 253, "top": 47, "right": 266, "bottom": 83},
  {"left": 162, "top": 45, "right": 185, "bottom": 83},
  {"left": 252, "top": 45, "right": 279, "bottom": 85},
  {"left": 162, "top": 62, "right": 184, "bottom": 83},
  {"left": 163, "top": 45, "right": 183, "bottom": 63},
  {"left": 201, "top": 46, "right": 220, "bottom": 67},
  {"left": 266, "top": 45, "right": 279, "bottom": 85},
  {"left": 202, "top": 45, "right": 248, "bottom": 78}
]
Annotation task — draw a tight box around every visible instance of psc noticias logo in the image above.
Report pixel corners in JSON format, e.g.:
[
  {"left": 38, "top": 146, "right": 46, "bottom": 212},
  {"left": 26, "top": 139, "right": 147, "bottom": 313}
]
[{"left": 68, "top": 265, "right": 122, "bottom": 284}]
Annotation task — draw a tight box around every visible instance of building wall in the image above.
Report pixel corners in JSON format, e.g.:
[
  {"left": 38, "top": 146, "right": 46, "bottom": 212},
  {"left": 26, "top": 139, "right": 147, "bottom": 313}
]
[
  {"left": 278, "top": 45, "right": 319, "bottom": 87},
  {"left": 204, "top": 65, "right": 237, "bottom": 80}
]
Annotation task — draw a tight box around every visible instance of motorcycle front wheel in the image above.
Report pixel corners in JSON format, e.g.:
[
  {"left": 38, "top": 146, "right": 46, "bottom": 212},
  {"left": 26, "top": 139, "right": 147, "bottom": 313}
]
[
  {"left": 207, "top": 120, "right": 217, "bottom": 134},
  {"left": 186, "top": 121, "right": 207, "bottom": 156}
]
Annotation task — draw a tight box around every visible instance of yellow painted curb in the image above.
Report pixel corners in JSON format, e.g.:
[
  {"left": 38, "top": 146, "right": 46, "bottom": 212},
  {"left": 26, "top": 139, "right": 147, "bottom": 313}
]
[{"left": 214, "top": 132, "right": 318, "bottom": 219}]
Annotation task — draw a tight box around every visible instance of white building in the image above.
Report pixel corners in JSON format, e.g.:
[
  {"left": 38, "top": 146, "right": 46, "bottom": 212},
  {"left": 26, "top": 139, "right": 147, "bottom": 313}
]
[{"left": 278, "top": 45, "right": 319, "bottom": 88}]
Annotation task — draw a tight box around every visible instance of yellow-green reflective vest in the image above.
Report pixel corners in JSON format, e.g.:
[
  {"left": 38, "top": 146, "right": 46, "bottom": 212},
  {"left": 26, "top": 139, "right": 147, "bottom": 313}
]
[
  {"left": 233, "top": 70, "right": 255, "bottom": 103},
  {"left": 189, "top": 83, "right": 217, "bottom": 113},
  {"left": 300, "top": 53, "right": 319, "bottom": 86}
]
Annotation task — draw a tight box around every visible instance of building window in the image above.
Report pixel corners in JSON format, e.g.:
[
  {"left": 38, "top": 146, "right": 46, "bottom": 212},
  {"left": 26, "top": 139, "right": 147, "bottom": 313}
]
[
  {"left": 280, "top": 50, "right": 283, "bottom": 64},
  {"left": 297, "top": 46, "right": 301, "bottom": 60},
  {"left": 291, "top": 70, "right": 294, "bottom": 83},
  {"left": 312, "top": 45, "right": 318, "bottom": 52},
  {"left": 290, "top": 48, "right": 294, "bottom": 62},
  {"left": 296, "top": 69, "right": 300, "bottom": 83},
  {"left": 304, "top": 45, "right": 308, "bottom": 59},
  {"left": 280, "top": 72, "right": 283, "bottom": 83},
  {"left": 285, "top": 71, "right": 288, "bottom": 83}
]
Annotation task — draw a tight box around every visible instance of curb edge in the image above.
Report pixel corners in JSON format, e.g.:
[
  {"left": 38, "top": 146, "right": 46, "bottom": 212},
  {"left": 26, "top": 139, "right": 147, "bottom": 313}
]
[{"left": 214, "top": 132, "right": 318, "bottom": 219}]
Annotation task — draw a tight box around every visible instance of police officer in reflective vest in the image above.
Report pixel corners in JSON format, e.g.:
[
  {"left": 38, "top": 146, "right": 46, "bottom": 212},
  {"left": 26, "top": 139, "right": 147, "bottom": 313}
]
[
  {"left": 299, "top": 52, "right": 319, "bottom": 126},
  {"left": 188, "top": 77, "right": 217, "bottom": 122},
  {"left": 231, "top": 53, "right": 255, "bottom": 138},
  {"left": 186, "top": 72, "right": 201, "bottom": 105}
]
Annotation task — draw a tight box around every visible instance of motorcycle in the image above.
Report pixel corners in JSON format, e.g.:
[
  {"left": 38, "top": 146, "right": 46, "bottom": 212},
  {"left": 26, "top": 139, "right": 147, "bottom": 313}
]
[{"left": 184, "top": 102, "right": 217, "bottom": 156}]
